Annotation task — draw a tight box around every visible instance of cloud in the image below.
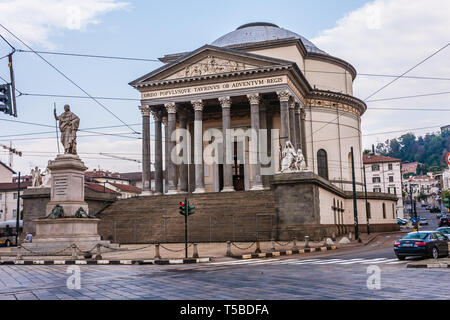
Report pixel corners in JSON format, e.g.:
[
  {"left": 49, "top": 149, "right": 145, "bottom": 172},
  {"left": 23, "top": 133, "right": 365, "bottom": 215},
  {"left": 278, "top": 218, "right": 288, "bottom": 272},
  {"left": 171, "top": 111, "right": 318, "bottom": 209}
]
[
  {"left": 0, "top": 0, "right": 129, "bottom": 48},
  {"left": 312, "top": 0, "right": 450, "bottom": 148}
]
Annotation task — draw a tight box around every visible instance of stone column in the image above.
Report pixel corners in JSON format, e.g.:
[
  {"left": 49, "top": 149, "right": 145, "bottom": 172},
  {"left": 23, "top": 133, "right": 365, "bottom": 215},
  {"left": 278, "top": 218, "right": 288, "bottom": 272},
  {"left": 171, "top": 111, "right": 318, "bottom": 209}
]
[
  {"left": 165, "top": 102, "right": 178, "bottom": 194},
  {"left": 152, "top": 111, "right": 163, "bottom": 195},
  {"left": 294, "top": 103, "right": 301, "bottom": 151},
  {"left": 191, "top": 100, "right": 205, "bottom": 193},
  {"left": 178, "top": 111, "right": 188, "bottom": 193},
  {"left": 300, "top": 107, "right": 308, "bottom": 165},
  {"left": 188, "top": 116, "right": 195, "bottom": 193},
  {"left": 259, "top": 102, "right": 269, "bottom": 188},
  {"left": 219, "top": 96, "right": 234, "bottom": 192},
  {"left": 288, "top": 99, "right": 296, "bottom": 148},
  {"left": 162, "top": 116, "right": 168, "bottom": 193},
  {"left": 247, "top": 93, "right": 264, "bottom": 190},
  {"left": 277, "top": 91, "right": 291, "bottom": 148},
  {"left": 139, "top": 105, "right": 152, "bottom": 196}
]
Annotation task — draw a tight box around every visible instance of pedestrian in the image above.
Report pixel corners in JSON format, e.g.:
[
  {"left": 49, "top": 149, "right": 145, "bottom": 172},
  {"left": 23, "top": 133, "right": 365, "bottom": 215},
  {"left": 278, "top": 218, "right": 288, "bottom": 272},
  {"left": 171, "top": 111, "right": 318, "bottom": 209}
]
[{"left": 24, "top": 232, "right": 33, "bottom": 243}]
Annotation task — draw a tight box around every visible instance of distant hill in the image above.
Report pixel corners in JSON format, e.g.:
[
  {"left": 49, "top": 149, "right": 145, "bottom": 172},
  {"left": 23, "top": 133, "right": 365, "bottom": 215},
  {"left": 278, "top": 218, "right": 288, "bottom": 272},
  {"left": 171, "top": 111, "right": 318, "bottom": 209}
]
[{"left": 374, "top": 130, "right": 450, "bottom": 173}]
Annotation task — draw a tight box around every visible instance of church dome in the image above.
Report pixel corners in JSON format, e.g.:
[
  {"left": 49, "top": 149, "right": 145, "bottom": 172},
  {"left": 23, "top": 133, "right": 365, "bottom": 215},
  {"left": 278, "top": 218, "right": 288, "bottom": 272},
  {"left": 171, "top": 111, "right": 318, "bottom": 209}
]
[{"left": 211, "top": 22, "right": 325, "bottom": 54}]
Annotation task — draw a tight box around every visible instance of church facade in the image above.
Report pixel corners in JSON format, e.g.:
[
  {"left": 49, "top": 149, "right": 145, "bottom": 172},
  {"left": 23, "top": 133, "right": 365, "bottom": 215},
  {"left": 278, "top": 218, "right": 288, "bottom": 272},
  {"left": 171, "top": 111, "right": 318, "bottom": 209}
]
[{"left": 110, "top": 22, "right": 399, "bottom": 242}]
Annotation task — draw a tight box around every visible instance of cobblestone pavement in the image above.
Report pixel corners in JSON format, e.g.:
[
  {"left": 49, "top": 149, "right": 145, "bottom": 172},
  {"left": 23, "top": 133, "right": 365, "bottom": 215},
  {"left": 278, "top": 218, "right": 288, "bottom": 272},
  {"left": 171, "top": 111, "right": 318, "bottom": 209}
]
[{"left": 0, "top": 255, "right": 448, "bottom": 300}]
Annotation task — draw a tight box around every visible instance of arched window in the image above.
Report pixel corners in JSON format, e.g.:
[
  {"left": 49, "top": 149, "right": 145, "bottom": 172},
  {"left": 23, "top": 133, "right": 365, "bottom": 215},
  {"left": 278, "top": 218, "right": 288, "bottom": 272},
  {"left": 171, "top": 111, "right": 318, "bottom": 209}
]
[
  {"left": 382, "top": 203, "right": 386, "bottom": 219},
  {"left": 317, "top": 149, "right": 328, "bottom": 180}
]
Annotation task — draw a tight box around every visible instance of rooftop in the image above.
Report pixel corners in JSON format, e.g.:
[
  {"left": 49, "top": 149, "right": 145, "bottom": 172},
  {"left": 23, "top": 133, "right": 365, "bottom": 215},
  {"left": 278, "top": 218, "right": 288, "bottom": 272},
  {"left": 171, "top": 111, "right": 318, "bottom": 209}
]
[
  {"left": 211, "top": 22, "right": 326, "bottom": 54},
  {"left": 363, "top": 154, "right": 401, "bottom": 164}
]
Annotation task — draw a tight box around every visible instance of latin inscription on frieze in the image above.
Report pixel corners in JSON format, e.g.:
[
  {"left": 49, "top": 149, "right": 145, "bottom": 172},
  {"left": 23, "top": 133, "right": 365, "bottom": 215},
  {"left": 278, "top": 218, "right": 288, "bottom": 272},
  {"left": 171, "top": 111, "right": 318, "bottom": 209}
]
[{"left": 142, "top": 76, "right": 287, "bottom": 100}]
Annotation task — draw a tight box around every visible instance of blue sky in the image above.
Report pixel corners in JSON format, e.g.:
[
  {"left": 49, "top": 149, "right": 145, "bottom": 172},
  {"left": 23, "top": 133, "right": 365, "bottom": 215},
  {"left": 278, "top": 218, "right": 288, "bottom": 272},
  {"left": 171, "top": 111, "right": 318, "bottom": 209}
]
[{"left": 0, "top": 0, "right": 448, "bottom": 173}]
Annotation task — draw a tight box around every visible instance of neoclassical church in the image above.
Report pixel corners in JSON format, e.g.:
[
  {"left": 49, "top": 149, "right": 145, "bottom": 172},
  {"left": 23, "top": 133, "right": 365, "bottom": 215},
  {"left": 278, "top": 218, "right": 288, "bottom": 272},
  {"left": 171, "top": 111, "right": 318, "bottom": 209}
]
[{"left": 99, "top": 23, "right": 398, "bottom": 243}]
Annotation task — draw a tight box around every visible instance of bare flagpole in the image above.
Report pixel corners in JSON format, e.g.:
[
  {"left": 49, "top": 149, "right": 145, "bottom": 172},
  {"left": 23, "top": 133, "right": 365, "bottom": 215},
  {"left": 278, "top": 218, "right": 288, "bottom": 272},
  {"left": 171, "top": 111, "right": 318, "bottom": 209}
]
[{"left": 54, "top": 102, "right": 60, "bottom": 154}]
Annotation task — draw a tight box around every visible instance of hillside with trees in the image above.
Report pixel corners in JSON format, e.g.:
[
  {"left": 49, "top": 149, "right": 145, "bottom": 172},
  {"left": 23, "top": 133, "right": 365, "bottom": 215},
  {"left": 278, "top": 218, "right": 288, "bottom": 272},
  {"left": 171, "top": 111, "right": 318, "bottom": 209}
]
[{"left": 374, "top": 130, "right": 450, "bottom": 173}]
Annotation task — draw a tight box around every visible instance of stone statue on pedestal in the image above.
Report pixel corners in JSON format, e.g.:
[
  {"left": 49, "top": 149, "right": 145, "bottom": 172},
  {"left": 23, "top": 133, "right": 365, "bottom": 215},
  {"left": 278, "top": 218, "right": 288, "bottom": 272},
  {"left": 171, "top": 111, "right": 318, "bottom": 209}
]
[
  {"left": 54, "top": 104, "right": 80, "bottom": 155},
  {"left": 281, "top": 141, "right": 308, "bottom": 173},
  {"left": 31, "top": 166, "right": 42, "bottom": 187}
]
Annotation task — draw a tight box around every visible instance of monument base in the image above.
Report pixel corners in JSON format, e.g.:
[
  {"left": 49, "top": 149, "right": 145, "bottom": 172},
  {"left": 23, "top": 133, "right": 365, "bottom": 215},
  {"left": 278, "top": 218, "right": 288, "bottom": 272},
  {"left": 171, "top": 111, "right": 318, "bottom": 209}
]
[{"left": 22, "top": 218, "right": 119, "bottom": 256}]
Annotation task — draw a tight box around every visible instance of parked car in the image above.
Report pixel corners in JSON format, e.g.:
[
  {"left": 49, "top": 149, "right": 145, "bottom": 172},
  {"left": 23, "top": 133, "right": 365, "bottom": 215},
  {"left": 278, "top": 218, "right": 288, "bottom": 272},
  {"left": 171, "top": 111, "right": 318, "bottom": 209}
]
[
  {"left": 421, "top": 203, "right": 428, "bottom": 208},
  {"left": 436, "top": 227, "right": 450, "bottom": 240},
  {"left": 419, "top": 218, "right": 429, "bottom": 225},
  {"left": 437, "top": 212, "right": 442, "bottom": 219},
  {"left": 438, "top": 217, "right": 449, "bottom": 227},
  {"left": 394, "top": 231, "right": 449, "bottom": 260},
  {"left": 431, "top": 207, "right": 441, "bottom": 213},
  {"left": 397, "top": 217, "right": 408, "bottom": 225}
]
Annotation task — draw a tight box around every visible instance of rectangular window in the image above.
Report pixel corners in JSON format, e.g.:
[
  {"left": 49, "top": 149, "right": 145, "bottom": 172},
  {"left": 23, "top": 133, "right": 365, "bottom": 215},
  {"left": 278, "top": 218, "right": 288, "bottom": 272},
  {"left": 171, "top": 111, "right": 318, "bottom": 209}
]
[
  {"left": 373, "top": 188, "right": 381, "bottom": 193},
  {"left": 13, "top": 193, "right": 17, "bottom": 199},
  {"left": 13, "top": 209, "right": 17, "bottom": 218},
  {"left": 0, "top": 194, "right": 2, "bottom": 200},
  {"left": 389, "top": 176, "right": 394, "bottom": 182},
  {"left": 388, "top": 164, "right": 393, "bottom": 171},
  {"left": 388, "top": 187, "right": 397, "bottom": 195},
  {"left": 372, "top": 165, "right": 380, "bottom": 171},
  {"left": 372, "top": 177, "right": 381, "bottom": 183}
]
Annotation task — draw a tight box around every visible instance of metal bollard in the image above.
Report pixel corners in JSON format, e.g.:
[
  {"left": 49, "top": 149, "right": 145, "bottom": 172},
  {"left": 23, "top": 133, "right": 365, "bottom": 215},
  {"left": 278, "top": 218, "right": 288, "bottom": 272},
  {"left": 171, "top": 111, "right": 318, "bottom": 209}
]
[
  {"left": 154, "top": 244, "right": 161, "bottom": 260},
  {"left": 349, "top": 232, "right": 353, "bottom": 241},
  {"left": 226, "top": 241, "right": 232, "bottom": 257},
  {"left": 255, "top": 240, "right": 261, "bottom": 254},
  {"left": 192, "top": 243, "right": 199, "bottom": 259},
  {"left": 71, "top": 244, "right": 77, "bottom": 259},
  {"left": 95, "top": 243, "right": 102, "bottom": 260},
  {"left": 16, "top": 245, "right": 22, "bottom": 260},
  {"left": 304, "top": 236, "right": 310, "bottom": 249},
  {"left": 270, "top": 238, "right": 275, "bottom": 251},
  {"left": 292, "top": 236, "right": 298, "bottom": 250}
]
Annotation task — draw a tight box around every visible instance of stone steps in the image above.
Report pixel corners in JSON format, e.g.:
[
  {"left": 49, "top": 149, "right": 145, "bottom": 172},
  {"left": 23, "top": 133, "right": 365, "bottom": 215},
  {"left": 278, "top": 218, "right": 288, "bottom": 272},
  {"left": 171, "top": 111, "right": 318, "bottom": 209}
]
[{"left": 97, "top": 190, "right": 275, "bottom": 243}]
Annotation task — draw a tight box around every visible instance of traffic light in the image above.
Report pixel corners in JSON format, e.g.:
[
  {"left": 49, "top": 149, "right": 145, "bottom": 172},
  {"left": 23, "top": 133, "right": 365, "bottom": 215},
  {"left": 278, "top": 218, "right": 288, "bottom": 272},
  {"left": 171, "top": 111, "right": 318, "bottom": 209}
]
[
  {"left": 0, "top": 84, "right": 13, "bottom": 116},
  {"left": 187, "top": 205, "right": 195, "bottom": 216},
  {"left": 179, "top": 201, "right": 186, "bottom": 216}
]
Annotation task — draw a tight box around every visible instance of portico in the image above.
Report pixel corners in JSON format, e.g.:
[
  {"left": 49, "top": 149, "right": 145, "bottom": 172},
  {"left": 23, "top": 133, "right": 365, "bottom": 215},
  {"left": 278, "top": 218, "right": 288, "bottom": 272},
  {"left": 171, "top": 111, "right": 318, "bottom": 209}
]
[{"left": 129, "top": 23, "right": 366, "bottom": 196}]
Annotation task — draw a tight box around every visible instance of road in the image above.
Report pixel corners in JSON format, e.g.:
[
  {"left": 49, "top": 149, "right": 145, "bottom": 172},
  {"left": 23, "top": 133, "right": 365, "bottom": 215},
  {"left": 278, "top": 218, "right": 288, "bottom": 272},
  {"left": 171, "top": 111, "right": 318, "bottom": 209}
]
[{"left": 0, "top": 229, "right": 448, "bottom": 300}]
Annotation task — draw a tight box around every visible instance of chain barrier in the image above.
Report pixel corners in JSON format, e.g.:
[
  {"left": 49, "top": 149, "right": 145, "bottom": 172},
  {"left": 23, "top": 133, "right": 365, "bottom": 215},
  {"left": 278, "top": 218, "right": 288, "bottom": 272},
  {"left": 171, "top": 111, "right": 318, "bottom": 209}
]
[
  {"left": 20, "top": 245, "right": 72, "bottom": 256},
  {"left": 274, "top": 240, "right": 292, "bottom": 246},
  {"left": 159, "top": 243, "right": 193, "bottom": 253},
  {"left": 231, "top": 242, "right": 256, "bottom": 251}
]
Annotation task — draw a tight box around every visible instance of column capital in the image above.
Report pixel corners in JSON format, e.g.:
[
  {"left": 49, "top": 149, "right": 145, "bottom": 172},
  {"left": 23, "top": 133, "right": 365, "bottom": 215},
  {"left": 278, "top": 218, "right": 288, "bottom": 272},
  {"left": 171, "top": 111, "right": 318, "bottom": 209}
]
[
  {"left": 300, "top": 108, "right": 306, "bottom": 120},
  {"left": 247, "top": 93, "right": 260, "bottom": 105},
  {"left": 277, "top": 90, "right": 291, "bottom": 103},
  {"left": 164, "top": 102, "right": 177, "bottom": 114},
  {"left": 218, "top": 96, "right": 231, "bottom": 108},
  {"left": 139, "top": 105, "right": 151, "bottom": 117},
  {"left": 161, "top": 116, "right": 168, "bottom": 126},
  {"left": 191, "top": 99, "right": 204, "bottom": 111},
  {"left": 151, "top": 110, "right": 163, "bottom": 122},
  {"left": 288, "top": 99, "right": 296, "bottom": 109}
]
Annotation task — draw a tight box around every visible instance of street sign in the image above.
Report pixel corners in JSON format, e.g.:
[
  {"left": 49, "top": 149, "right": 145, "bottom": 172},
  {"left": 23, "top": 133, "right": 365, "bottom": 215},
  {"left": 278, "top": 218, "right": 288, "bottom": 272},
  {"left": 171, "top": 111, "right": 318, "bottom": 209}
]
[{"left": 446, "top": 153, "right": 450, "bottom": 166}]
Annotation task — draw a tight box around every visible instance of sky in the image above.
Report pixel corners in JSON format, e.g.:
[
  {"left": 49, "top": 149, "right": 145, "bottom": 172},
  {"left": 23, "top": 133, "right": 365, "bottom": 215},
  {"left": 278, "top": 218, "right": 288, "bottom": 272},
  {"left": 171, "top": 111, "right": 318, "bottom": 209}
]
[{"left": 0, "top": 0, "right": 448, "bottom": 175}]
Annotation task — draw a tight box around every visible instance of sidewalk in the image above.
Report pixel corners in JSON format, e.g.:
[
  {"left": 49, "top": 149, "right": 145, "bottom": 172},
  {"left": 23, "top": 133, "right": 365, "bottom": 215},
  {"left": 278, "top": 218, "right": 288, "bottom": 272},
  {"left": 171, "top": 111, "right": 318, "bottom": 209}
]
[{"left": 0, "top": 231, "right": 406, "bottom": 262}]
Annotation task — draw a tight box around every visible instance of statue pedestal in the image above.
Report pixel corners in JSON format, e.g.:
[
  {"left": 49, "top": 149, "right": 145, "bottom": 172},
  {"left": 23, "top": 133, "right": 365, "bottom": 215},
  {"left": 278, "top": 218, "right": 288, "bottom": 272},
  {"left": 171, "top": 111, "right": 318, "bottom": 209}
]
[
  {"left": 45, "top": 154, "right": 89, "bottom": 217},
  {"left": 22, "top": 154, "right": 119, "bottom": 256},
  {"left": 22, "top": 218, "right": 118, "bottom": 255}
]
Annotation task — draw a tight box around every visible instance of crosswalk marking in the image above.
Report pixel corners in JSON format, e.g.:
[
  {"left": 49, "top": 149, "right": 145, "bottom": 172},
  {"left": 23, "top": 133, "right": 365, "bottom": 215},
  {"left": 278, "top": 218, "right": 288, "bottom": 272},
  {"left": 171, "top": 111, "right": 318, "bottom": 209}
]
[
  {"left": 336, "top": 259, "right": 366, "bottom": 265},
  {"left": 206, "top": 257, "right": 408, "bottom": 268}
]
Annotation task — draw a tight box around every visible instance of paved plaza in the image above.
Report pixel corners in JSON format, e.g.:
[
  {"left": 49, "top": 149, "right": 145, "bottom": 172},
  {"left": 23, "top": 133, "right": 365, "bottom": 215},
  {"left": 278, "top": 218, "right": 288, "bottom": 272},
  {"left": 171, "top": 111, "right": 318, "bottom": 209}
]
[{"left": 0, "top": 254, "right": 448, "bottom": 300}]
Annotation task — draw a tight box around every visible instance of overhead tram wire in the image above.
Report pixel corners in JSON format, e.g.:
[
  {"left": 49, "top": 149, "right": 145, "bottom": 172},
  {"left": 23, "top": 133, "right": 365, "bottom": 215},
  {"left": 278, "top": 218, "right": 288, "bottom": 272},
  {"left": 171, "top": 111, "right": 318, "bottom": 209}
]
[
  {"left": 363, "top": 42, "right": 450, "bottom": 101},
  {"left": 14, "top": 48, "right": 450, "bottom": 82},
  {"left": 0, "top": 23, "right": 139, "bottom": 135},
  {"left": 366, "top": 91, "right": 450, "bottom": 103}
]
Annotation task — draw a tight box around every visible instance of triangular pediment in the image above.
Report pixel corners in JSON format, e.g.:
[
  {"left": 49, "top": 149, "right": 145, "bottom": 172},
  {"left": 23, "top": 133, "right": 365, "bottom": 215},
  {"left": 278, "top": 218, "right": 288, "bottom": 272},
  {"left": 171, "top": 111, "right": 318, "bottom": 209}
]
[{"left": 130, "top": 45, "right": 293, "bottom": 86}]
